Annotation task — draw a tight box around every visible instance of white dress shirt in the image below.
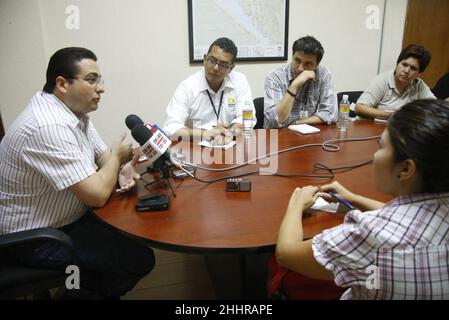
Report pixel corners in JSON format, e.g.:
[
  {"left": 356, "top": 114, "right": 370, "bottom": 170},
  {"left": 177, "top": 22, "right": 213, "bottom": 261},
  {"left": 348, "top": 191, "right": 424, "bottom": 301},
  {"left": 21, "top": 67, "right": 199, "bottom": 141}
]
[{"left": 163, "top": 69, "right": 256, "bottom": 137}]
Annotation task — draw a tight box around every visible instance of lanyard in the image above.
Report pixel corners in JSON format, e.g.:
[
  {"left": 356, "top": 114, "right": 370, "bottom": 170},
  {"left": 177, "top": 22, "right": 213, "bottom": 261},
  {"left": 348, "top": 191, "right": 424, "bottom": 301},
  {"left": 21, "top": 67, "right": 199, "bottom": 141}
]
[{"left": 206, "top": 90, "right": 224, "bottom": 121}]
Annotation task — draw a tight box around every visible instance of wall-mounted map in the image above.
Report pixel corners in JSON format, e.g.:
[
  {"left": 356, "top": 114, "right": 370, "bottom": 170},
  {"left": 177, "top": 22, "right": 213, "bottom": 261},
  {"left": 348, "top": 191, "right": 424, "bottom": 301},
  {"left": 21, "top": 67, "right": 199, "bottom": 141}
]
[{"left": 188, "top": 0, "right": 289, "bottom": 62}]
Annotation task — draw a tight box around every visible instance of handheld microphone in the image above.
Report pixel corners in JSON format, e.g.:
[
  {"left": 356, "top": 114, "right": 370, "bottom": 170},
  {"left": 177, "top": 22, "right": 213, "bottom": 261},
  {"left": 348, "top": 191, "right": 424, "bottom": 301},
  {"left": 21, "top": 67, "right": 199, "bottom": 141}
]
[
  {"left": 125, "top": 114, "right": 168, "bottom": 135},
  {"left": 125, "top": 114, "right": 144, "bottom": 130},
  {"left": 131, "top": 124, "right": 172, "bottom": 165},
  {"left": 126, "top": 114, "right": 183, "bottom": 163},
  {"left": 125, "top": 114, "right": 154, "bottom": 133}
]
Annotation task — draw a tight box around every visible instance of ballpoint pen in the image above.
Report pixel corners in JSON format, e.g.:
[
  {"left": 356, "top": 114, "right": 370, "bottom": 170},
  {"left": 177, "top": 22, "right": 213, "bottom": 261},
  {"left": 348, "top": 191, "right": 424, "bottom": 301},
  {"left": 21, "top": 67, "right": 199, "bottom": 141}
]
[{"left": 327, "top": 191, "right": 354, "bottom": 210}]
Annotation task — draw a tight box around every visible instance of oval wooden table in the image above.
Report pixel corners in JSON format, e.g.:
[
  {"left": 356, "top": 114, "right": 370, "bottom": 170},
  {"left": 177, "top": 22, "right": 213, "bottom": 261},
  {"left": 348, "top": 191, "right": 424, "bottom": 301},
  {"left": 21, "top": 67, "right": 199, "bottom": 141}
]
[{"left": 95, "top": 119, "right": 390, "bottom": 298}]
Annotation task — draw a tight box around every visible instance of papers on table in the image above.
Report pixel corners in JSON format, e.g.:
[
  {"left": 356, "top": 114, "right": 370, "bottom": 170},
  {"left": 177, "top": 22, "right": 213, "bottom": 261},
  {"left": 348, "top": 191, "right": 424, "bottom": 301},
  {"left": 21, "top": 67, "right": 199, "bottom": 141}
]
[
  {"left": 288, "top": 124, "right": 320, "bottom": 134},
  {"left": 198, "top": 140, "right": 236, "bottom": 150},
  {"left": 310, "top": 197, "right": 339, "bottom": 213}
]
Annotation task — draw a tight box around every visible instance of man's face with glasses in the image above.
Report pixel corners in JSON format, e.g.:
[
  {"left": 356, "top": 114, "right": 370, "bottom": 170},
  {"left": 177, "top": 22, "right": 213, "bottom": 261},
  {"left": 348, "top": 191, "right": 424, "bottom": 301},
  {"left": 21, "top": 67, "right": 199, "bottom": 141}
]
[
  {"left": 60, "top": 58, "right": 105, "bottom": 116},
  {"left": 204, "top": 46, "right": 234, "bottom": 91}
]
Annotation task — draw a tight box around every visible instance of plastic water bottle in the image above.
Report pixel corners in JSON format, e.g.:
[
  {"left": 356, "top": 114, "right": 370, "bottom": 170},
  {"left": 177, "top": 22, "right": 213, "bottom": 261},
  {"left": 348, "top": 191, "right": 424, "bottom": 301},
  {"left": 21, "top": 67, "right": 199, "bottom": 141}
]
[
  {"left": 242, "top": 101, "right": 254, "bottom": 136},
  {"left": 337, "top": 94, "right": 350, "bottom": 131}
]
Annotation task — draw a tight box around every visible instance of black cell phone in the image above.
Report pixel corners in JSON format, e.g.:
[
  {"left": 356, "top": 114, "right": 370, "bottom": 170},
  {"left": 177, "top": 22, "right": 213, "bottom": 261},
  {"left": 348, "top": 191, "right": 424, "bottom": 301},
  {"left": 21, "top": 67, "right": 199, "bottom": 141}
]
[{"left": 136, "top": 194, "right": 170, "bottom": 211}]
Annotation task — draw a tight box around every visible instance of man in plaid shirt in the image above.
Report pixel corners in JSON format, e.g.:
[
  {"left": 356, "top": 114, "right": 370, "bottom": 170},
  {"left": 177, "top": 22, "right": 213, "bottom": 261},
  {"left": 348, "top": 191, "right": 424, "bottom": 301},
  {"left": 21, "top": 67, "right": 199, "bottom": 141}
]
[
  {"left": 276, "top": 99, "right": 449, "bottom": 299},
  {"left": 263, "top": 36, "right": 338, "bottom": 128}
]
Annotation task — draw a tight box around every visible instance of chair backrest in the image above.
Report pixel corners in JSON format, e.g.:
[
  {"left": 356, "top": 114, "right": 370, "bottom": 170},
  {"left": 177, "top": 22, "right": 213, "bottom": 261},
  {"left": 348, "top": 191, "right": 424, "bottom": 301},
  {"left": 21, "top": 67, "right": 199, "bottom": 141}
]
[
  {"left": 0, "top": 112, "right": 4, "bottom": 143},
  {"left": 432, "top": 72, "right": 449, "bottom": 100},
  {"left": 337, "top": 91, "right": 363, "bottom": 117},
  {"left": 337, "top": 91, "right": 363, "bottom": 105},
  {"left": 253, "top": 97, "right": 264, "bottom": 129}
]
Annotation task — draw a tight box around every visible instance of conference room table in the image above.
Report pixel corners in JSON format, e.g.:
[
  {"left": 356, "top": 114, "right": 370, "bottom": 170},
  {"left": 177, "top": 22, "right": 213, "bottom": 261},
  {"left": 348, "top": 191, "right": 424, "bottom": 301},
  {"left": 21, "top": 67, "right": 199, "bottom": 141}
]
[{"left": 95, "top": 119, "right": 391, "bottom": 298}]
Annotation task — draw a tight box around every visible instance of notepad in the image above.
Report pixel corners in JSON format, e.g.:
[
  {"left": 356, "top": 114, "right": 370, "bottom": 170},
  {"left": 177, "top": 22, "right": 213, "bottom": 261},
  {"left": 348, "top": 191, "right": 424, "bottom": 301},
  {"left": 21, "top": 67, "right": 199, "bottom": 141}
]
[
  {"left": 288, "top": 124, "right": 320, "bottom": 134},
  {"left": 310, "top": 197, "right": 339, "bottom": 213}
]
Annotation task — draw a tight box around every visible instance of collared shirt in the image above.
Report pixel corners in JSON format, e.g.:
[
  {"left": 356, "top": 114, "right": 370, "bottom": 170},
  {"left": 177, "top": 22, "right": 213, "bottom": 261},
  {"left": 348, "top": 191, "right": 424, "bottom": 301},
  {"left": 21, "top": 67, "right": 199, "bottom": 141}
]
[
  {"left": 357, "top": 70, "right": 436, "bottom": 112},
  {"left": 312, "top": 192, "right": 449, "bottom": 300},
  {"left": 263, "top": 64, "right": 338, "bottom": 128},
  {"left": 0, "top": 92, "right": 107, "bottom": 234},
  {"left": 163, "top": 69, "right": 256, "bottom": 138}
]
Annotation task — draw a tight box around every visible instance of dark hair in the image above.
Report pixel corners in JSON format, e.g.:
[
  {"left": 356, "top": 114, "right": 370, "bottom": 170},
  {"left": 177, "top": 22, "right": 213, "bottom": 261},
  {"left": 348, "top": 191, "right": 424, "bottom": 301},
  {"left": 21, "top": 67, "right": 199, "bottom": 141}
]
[
  {"left": 207, "top": 37, "right": 238, "bottom": 62},
  {"left": 396, "top": 44, "right": 431, "bottom": 73},
  {"left": 387, "top": 99, "right": 449, "bottom": 193},
  {"left": 292, "top": 36, "right": 324, "bottom": 64},
  {"left": 43, "top": 47, "right": 97, "bottom": 93}
]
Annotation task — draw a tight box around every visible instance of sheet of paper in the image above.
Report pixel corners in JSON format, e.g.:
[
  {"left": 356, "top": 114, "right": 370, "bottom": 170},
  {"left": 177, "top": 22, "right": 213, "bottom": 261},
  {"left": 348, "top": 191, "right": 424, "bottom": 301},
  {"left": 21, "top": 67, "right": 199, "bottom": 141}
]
[
  {"left": 310, "top": 197, "right": 339, "bottom": 213},
  {"left": 198, "top": 140, "right": 236, "bottom": 150},
  {"left": 197, "top": 122, "right": 217, "bottom": 131}
]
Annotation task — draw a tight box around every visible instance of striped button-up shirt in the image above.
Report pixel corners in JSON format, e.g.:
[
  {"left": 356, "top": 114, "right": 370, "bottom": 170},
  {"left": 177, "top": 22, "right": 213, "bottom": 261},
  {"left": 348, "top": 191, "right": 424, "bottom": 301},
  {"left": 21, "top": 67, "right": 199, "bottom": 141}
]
[
  {"left": 263, "top": 64, "right": 338, "bottom": 128},
  {"left": 0, "top": 92, "right": 107, "bottom": 234},
  {"left": 312, "top": 193, "right": 449, "bottom": 299}
]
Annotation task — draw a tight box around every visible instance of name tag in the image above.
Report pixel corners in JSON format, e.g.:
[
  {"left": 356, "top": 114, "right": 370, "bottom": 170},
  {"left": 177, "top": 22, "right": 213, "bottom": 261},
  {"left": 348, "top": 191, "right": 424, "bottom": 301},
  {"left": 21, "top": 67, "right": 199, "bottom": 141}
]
[{"left": 227, "top": 97, "right": 236, "bottom": 108}]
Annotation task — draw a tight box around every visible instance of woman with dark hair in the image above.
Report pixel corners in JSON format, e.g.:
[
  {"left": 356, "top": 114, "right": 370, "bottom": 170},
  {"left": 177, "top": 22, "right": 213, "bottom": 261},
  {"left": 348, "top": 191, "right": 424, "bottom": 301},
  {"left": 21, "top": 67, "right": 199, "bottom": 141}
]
[
  {"left": 355, "top": 45, "right": 436, "bottom": 120},
  {"left": 276, "top": 99, "right": 449, "bottom": 299}
]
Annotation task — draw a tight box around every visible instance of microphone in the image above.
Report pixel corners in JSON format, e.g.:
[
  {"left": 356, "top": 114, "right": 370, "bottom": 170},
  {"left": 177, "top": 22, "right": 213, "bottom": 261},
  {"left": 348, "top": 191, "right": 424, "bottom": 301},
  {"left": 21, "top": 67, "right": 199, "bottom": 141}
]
[
  {"left": 125, "top": 114, "right": 144, "bottom": 131},
  {"left": 125, "top": 114, "right": 167, "bottom": 135},
  {"left": 131, "top": 124, "right": 173, "bottom": 165},
  {"left": 126, "top": 114, "right": 184, "bottom": 163}
]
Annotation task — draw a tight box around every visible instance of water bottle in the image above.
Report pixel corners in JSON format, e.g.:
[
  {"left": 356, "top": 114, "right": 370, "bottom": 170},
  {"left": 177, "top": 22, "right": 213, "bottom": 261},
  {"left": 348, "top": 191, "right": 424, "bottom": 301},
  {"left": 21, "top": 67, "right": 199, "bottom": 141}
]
[
  {"left": 242, "top": 101, "right": 254, "bottom": 136},
  {"left": 337, "top": 94, "right": 350, "bottom": 131}
]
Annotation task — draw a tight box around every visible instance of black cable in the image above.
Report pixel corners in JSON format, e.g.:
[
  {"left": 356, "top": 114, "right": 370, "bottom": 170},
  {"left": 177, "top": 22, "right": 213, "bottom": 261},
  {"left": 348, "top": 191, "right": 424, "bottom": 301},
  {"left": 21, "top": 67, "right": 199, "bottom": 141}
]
[
  {"left": 187, "top": 159, "right": 374, "bottom": 184},
  {"left": 142, "top": 135, "right": 380, "bottom": 184},
  {"left": 313, "top": 160, "right": 374, "bottom": 177},
  {"left": 186, "top": 169, "right": 336, "bottom": 184}
]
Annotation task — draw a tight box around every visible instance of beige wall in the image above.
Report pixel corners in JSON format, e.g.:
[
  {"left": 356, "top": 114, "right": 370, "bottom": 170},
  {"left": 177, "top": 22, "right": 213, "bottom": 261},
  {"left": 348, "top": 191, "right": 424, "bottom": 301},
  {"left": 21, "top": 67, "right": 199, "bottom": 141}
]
[{"left": 0, "top": 0, "right": 407, "bottom": 145}]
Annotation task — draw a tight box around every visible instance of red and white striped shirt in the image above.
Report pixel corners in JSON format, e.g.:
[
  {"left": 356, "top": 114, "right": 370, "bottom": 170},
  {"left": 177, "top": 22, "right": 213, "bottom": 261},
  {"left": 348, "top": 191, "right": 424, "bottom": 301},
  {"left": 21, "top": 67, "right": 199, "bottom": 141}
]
[
  {"left": 313, "top": 193, "right": 449, "bottom": 299},
  {"left": 0, "top": 92, "right": 107, "bottom": 234}
]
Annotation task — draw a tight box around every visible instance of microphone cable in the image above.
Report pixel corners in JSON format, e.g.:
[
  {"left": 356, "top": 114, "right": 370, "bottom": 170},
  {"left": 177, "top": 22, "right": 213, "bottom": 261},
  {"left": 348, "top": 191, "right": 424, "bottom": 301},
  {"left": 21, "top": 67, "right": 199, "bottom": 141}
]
[{"left": 170, "top": 135, "right": 380, "bottom": 184}]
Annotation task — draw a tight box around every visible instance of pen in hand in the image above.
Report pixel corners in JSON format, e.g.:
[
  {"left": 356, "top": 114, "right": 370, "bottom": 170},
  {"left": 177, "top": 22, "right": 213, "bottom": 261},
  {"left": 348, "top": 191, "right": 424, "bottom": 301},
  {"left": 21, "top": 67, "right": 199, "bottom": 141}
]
[{"left": 327, "top": 191, "right": 354, "bottom": 210}]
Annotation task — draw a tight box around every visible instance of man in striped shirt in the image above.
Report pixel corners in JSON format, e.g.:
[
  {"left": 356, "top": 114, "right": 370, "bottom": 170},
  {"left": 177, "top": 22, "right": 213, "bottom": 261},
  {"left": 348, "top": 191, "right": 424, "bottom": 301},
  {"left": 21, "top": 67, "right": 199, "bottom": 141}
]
[
  {"left": 264, "top": 36, "right": 338, "bottom": 128},
  {"left": 0, "top": 47, "right": 154, "bottom": 298}
]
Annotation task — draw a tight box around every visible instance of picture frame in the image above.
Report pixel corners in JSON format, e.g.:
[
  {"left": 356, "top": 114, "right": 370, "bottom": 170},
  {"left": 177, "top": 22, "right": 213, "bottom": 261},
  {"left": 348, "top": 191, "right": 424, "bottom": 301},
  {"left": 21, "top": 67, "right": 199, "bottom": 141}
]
[{"left": 188, "top": 0, "right": 289, "bottom": 63}]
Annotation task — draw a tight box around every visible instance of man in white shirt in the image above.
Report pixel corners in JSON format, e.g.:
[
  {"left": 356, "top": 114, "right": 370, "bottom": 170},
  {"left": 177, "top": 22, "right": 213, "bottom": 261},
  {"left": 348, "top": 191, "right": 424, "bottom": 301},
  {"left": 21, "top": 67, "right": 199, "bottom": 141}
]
[
  {"left": 0, "top": 47, "right": 154, "bottom": 298},
  {"left": 163, "top": 37, "right": 255, "bottom": 145}
]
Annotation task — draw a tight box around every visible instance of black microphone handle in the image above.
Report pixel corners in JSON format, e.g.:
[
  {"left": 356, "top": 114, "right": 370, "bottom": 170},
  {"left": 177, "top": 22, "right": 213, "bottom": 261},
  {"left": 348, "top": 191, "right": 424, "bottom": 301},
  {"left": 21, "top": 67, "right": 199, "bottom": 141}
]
[{"left": 131, "top": 124, "right": 153, "bottom": 146}]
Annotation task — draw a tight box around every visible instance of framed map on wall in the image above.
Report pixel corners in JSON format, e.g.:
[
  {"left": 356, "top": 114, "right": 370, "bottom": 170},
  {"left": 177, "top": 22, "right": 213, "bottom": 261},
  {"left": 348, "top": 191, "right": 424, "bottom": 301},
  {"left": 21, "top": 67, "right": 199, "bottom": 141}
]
[{"left": 188, "top": 0, "right": 289, "bottom": 63}]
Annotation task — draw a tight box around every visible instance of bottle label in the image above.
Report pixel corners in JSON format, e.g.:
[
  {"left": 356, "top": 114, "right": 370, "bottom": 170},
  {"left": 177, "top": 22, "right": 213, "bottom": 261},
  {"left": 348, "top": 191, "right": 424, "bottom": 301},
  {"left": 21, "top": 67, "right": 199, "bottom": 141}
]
[
  {"left": 339, "top": 105, "right": 350, "bottom": 113},
  {"left": 243, "top": 110, "right": 253, "bottom": 119}
]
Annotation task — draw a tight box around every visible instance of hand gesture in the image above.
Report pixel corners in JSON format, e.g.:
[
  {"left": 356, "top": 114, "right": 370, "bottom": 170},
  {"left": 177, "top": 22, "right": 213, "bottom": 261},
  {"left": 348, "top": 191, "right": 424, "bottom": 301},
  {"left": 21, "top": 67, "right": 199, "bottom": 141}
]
[
  {"left": 318, "top": 181, "right": 354, "bottom": 204},
  {"left": 116, "top": 153, "right": 140, "bottom": 193},
  {"left": 111, "top": 133, "right": 133, "bottom": 165},
  {"left": 291, "top": 70, "right": 316, "bottom": 90},
  {"left": 287, "top": 186, "right": 320, "bottom": 213},
  {"left": 203, "top": 125, "right": 232, "bottom": 146}
]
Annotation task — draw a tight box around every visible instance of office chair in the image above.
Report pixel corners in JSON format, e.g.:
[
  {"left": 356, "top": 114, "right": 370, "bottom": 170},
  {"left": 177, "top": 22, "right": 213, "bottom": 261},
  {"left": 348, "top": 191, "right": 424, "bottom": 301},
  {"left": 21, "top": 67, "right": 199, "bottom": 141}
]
[
  {"left": 337, "top": 91, "right": 363, "bottom": 117},
  {"left": 432, "top": 72, "right": 449, "bottom": 100},
  {"left": 0, "top": 112, "right": 4, "bottom": 142},
  {"left": 253, "top": 97, "right": 264, "bottom": 129},
  {"left": 0, "top": 227, "right": 78, "bottom": 300}
]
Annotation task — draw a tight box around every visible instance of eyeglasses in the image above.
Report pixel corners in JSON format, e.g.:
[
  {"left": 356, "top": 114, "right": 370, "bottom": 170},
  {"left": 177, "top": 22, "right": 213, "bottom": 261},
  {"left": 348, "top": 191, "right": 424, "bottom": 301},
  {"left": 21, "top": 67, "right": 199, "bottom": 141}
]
[
  {"left": 204, "top": 55, "right": 233, "bottom": 71},
  {"left": 70, "top": 75, "right": 104, "bottom": 86}
]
